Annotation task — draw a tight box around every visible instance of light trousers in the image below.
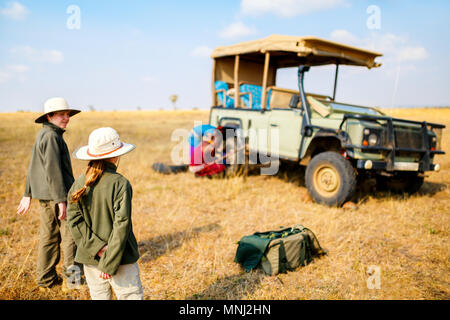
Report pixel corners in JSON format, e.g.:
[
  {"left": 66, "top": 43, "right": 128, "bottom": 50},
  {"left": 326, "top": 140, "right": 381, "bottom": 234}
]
[{"left": 83, "top": 263, "right": 143, "bottom": 300}]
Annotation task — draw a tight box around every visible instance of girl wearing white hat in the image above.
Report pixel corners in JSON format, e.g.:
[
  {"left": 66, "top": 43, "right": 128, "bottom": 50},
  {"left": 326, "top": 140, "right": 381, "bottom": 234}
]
[{"left": 67, "top": 127, "right": 143, "bottom": 300}]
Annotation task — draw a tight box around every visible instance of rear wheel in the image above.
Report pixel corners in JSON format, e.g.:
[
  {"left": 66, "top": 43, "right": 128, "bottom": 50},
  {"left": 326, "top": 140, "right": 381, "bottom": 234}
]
[{"left": 306, "top": 151, "right": 356, "bottom": 207}]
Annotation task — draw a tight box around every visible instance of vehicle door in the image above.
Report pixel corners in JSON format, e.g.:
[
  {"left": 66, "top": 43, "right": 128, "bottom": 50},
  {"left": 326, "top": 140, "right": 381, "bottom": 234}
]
[
  {"left": 268, "top": 107, "right": 303, "bottom": 160},
  {"left": 246, "top": 109, "right": 271, "bottom": 156}
]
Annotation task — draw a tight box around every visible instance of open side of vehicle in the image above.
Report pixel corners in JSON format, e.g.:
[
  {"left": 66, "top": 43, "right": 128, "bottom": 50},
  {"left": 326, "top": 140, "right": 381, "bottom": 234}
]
[{"left": 208, "top": 35, "right": 446, "bottom": 206}]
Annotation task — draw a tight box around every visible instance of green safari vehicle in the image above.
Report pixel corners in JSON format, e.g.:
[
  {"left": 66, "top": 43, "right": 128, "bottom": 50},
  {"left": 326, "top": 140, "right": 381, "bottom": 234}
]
[{"left": 208, "top": 35, "right": 445, "bottom": 206}]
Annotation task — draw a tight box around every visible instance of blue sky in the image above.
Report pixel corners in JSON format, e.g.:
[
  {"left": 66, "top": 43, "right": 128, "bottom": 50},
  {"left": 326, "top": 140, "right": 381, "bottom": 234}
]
[{"left": 1, "top": 0, "right": 449, "bottom": 112}]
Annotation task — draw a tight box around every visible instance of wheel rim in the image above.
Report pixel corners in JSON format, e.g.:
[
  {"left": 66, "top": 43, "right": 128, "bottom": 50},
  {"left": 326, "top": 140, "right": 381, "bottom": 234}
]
[{"left": 313, "top": 164, "right": 341, "bottom": 197}]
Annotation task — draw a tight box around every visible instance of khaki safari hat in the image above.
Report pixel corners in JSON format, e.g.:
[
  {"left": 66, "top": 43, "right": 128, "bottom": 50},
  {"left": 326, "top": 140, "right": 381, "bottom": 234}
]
[
  {"left": 35, "top": 97, "right": 81, "bottom": 123},
  {"left": 73, "top": 127, "right": 135, "bottom": 160}
]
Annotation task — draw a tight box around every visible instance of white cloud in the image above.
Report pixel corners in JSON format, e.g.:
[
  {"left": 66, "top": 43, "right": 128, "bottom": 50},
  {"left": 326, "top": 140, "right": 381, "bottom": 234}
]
[
  {"left": 7, "top": 64, "right": 28, "bottom": 73},
  {"left": 43, "top": 50, "right": 64, "bottom": 64},
  {"left": 10, "top": 46, "right": 64, "bottom": 64},
  {"left": 329, "top": 30, "right": 428, "bottom": 64},
  {"left": 397, "top": 47, "right": 428, "bottom": 62},
  {"left": 0, "top": 1, "right": 29, "bottom": 20},
  {"left": 0, "top": 71, "right": 11, "bottom": 84},
  {"left": 0, "top": 64, "right": 29, "bottom": 83},
  {"left": 329, "top": 29, "right": 358, "bottom": 45},
  {"left": 241, "top": 0, "right": 346, "bottom": 17},
  {"left": 142, "top": 76, "right": 157, "bottom": 83},
  {"left": 191, "top": 46, "right": 213, "bottom": 58},
  {"left": 219, "top": 21, "right": 257, "bottom": 39}
]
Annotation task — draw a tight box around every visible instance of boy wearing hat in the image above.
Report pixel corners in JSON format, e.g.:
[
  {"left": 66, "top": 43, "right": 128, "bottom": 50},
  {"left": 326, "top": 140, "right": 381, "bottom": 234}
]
[{"left": 17, "top": 97, "right": 81, "bottom": 290}]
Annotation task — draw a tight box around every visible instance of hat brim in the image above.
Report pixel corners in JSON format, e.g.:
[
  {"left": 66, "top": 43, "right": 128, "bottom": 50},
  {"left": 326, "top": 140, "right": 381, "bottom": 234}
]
[
  {"left": 35, "top": 109, "right": 81, "bottom": 123},
  {"left": 73, "top": 142, "right": 135, "bottom": 160}
]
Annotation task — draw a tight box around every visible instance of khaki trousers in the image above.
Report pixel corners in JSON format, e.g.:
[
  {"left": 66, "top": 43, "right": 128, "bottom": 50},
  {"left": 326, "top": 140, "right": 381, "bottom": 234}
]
[
  {"left": 37, "top": 200, "right": 80, "bottom": 287},
  {"left": 83, "top": 263, "right": 143, "bottom": 300}
]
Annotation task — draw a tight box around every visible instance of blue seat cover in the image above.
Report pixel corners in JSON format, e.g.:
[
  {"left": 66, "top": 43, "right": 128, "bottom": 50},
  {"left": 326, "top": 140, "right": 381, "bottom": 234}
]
[
  {"left": 215, "top": 81, "right": 235, "bottom": 108},
  {"left": 240, "top": 84, "right": 272, "bottom": 110}
]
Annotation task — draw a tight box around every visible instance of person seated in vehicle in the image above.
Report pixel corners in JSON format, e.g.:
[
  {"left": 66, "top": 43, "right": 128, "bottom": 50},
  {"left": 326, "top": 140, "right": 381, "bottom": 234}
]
[{"left": 189, "top": 126, "right": 226, "bottom": 178}]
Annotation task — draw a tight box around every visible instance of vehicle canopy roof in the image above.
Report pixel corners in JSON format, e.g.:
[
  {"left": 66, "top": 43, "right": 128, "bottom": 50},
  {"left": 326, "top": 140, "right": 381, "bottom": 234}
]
[{"left": 211, "top": 34, "right": 382, "bottom": 69}]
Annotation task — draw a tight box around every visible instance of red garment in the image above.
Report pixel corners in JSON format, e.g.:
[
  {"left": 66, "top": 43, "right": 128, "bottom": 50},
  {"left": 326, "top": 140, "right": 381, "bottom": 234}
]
[
  {"left": 196, "top": 163, "right": 226, "bottom": 177},
  {"left": 190, "top": 141, "right": 226, "bottom": 177}
]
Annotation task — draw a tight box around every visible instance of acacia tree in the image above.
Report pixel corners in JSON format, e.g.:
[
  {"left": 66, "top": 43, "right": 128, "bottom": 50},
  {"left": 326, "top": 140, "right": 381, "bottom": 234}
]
[{"left": 169, "top": 94, "right": 178, "bottom": 110}]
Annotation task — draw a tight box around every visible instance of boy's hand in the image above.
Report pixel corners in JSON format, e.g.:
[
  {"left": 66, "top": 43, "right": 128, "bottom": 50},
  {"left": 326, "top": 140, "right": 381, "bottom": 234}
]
[
  {"left": 57, "top": 202, "right": 67, "bottom": 220},
  {"left": 17, "top": 197, "right": 31, "bottom": 215}
]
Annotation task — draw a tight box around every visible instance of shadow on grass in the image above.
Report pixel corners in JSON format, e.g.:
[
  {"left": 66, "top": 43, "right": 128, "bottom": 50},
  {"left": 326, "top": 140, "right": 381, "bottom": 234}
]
[
  {"left": 138, "top": 222, "right": 221, "bottom": 262},
  {"left": 151, "top": 158, "right": 447, "bottom": 204},
  {"left": 187, "top": 271, "right": 264, "bottom": 300},
  {"left": 353, "top": 179, "right": 447, "bottom": 204},
  {"left": 271, "top": 160, "right": 447, "bottom": 203}
]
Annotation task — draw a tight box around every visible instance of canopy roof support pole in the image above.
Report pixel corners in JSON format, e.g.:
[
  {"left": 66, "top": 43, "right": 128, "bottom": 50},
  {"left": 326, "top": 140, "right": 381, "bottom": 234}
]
[
  {"left": 234, "top": 55, "right": 240, "bottom": 108},
  {"left": 211, "top": 59, "right": 216, "bottom": 106},
  {"left": 332, "top": 63, "right": 339, "bottom": 101},
  {"left": 261, "top": 51, "right": 270, "bottom": 110}
]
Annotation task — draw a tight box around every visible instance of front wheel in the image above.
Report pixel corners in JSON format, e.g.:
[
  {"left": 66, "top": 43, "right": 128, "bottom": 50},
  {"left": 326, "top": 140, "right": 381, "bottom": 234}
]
[{"left": 305, "top": 152, "right": 356, "bottom": 207}]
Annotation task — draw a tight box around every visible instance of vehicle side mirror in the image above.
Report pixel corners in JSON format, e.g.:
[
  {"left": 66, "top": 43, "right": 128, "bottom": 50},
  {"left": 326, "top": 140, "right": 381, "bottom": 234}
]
[
  {"left": 302, "top": 125, "right": 313, "bottom": 137},
  {"left": 289, "top": 94, "right": 300, "bottom": 108}
]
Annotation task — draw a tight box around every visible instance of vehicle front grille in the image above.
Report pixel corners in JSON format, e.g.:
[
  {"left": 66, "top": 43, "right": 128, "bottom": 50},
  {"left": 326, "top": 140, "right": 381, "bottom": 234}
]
[{"left": 394, "top": 127, "right": 424, "bottom": 150}]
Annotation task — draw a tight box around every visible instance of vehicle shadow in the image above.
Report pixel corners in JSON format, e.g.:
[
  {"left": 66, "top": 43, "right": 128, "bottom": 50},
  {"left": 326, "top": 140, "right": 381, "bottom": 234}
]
[
  {"left": 138, "top": 222, "right": 221, "bottom": 262},
  {"left": 352, "top": 178, "right": 447, "bottom": 203},
  {"left": 186, "top": 271, "right": 265, "bottom": 300},
  {"left": 265, "top": 160, "right": 447, "bottom": 203}
]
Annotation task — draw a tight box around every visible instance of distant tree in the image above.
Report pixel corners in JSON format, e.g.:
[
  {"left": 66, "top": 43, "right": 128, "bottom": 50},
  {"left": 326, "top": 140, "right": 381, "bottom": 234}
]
[
  {"left": 137, "top": 106, "right": 142, "bottom": 111},
  {"left": 88, "top": 105, "right": 95, "bottom": 112},
  {"left": 169, "top": 94, "right": 178, "bottom": 110}
]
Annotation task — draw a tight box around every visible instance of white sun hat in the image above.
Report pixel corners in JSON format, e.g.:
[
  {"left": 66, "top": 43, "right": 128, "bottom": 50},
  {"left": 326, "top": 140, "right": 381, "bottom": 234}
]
[
  {"left": 73, "top": 127, "right": 135, "bottom": 160},
  {"left": 35, "top": 97, "right": 81, "bottom": 123}
]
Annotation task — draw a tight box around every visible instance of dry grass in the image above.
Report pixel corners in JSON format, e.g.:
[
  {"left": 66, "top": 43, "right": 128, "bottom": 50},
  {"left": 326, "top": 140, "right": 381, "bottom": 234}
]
[{"left": 0, "top": 108, "right": 449, "bottom": 300}]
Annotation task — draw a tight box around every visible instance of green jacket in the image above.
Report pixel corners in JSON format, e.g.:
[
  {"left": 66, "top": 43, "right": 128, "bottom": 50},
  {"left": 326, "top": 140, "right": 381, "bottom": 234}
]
[
  {"left": 24, "top": 122, "right": 75, "bottom": 203},
  {"left": 66, "top": 162, "right": 140, "bottom": 275}
]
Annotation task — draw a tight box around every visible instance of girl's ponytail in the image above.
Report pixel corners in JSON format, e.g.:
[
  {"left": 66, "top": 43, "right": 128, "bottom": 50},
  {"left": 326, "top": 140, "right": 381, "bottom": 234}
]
[{"left": 70, "top": 160, "right": 106, "bottom": 203}]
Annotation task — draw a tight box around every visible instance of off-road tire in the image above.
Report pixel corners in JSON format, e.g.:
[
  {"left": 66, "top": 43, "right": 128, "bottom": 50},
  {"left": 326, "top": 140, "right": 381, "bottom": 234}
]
[
  {"left": 376, "top": 172, "right": 424, "bottom": 194},
  {"left": 306, "top": 151, "right": 356, "bottom": 207}
]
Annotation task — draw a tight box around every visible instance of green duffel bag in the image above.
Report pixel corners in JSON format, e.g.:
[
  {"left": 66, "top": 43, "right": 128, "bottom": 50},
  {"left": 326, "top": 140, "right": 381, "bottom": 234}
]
[{"left": 234, "top": 225, "right": 325, "bottom": 276}]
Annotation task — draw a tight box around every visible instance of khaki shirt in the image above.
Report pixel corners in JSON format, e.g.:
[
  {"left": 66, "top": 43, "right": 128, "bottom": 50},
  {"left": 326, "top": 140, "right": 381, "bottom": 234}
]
[
  {"left": 67, "top": 162, "right": 140, "bottom": 275},
  {"left": 24, "top": 122, "right": 75, "bottom": 203}
]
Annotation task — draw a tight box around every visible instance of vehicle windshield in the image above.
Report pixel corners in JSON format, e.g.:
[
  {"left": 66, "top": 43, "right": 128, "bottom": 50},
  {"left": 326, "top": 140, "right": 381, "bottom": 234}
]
[{"left": 319, "top": 101, "right": 383, "bottom": 116}]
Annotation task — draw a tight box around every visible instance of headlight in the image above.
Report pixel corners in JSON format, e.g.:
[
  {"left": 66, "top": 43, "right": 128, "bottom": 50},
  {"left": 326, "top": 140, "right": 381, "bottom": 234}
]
[
  {"left": 362, "top": 127, "right": 382, "bottom": 148},
  {"left": 368, "top": 133, "right": 378, "bottom": 146}
]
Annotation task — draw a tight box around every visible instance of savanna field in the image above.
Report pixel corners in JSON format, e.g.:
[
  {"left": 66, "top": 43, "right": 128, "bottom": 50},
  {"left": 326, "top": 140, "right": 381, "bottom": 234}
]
[{"left": 0, "top": 108, "right": 448, "bottom": 300}]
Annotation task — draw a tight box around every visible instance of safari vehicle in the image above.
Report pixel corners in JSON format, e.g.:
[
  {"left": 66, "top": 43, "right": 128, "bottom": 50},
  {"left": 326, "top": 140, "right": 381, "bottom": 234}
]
[{"left": 208, "top": 35, "right": 445, "bottom": 206}]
